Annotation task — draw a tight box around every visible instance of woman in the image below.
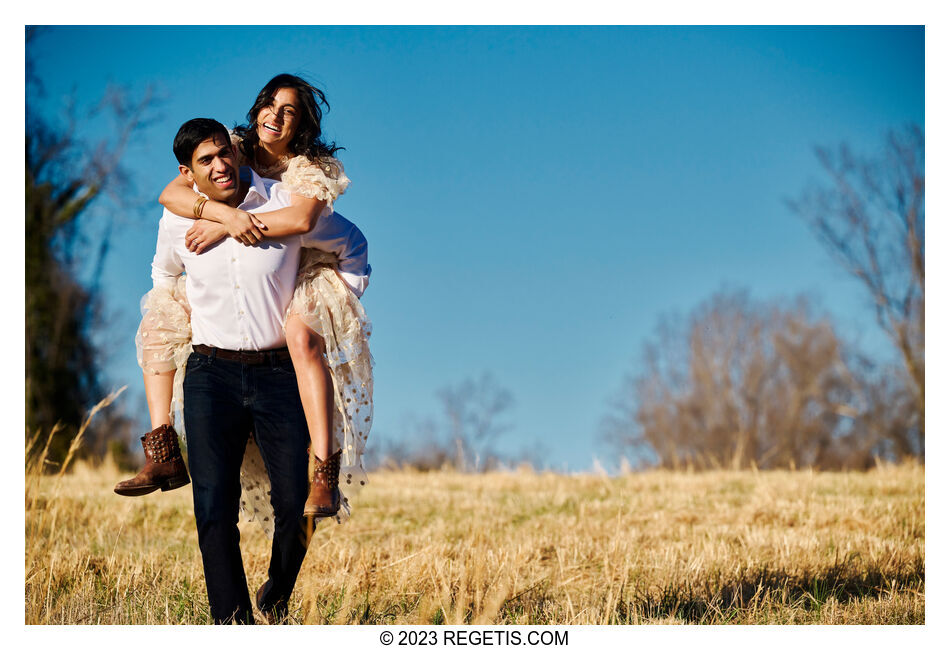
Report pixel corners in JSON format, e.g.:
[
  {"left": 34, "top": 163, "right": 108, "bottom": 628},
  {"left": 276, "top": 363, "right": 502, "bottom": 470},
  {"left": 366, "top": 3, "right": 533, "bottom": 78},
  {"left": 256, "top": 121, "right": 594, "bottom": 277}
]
[{"left": 116, "top": 74, "right": 373, "bottom": 533}]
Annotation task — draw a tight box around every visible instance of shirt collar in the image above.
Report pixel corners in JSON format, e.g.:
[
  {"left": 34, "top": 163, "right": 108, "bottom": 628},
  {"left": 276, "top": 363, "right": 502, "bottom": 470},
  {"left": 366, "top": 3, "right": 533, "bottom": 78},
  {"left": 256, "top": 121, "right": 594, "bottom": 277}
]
[{"left": 240, "top": 166, "right": 270, "bottom": 203}]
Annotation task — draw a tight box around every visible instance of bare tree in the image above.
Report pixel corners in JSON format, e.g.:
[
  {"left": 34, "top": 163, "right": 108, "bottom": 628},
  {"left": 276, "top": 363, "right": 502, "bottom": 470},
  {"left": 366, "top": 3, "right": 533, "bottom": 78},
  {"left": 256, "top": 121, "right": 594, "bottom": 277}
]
[
  {"left": 788, "top": 126, "right": 924, "bottom": 452},
  {"left": 603, "top": 290, "right": 877, "bottom": 471},
  {"left": 26, "top": 27, "right": 158, "bottom": 467},
  {"left": 437, "top": 373, "right": 515, "bottom": 471},
  {"left": 367, "top": 414, "right": 452, "bottom": 472},
  {"left": 373, "top": 374, "right": 517, "bottom": 472}
]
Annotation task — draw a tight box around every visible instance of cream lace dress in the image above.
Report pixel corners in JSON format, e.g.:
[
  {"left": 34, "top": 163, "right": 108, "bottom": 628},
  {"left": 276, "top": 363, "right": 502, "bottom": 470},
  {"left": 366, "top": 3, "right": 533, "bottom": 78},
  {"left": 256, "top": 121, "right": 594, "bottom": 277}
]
[{"left": 136, "top": 149, "right": 373, "bottom": 537}]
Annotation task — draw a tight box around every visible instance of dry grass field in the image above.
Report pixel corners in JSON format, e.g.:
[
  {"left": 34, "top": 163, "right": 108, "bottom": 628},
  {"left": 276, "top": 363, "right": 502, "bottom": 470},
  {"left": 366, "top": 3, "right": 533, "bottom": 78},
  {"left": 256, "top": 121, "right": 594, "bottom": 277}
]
[{"left": 26, "top": 450, "right": 923, "bottom": 625}]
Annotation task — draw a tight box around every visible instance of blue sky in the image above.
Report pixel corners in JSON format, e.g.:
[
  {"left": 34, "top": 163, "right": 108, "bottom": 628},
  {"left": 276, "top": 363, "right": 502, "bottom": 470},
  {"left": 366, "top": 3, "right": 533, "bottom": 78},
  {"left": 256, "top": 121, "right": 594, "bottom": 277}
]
[{"left": 26, "top": 26, "right": 924, "bottom": 471}]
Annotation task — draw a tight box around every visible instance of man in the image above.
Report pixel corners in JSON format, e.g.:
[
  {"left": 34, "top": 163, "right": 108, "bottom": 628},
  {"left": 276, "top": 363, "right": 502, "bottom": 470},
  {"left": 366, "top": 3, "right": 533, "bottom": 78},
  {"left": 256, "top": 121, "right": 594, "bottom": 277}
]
[{"left": 149, "top": 118, "right": 358, "bottom": 624}]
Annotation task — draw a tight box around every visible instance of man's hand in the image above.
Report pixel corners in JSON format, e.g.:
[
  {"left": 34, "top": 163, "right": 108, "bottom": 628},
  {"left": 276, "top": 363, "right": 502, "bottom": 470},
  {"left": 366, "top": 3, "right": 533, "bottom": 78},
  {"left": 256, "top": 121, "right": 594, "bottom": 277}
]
[
  {"left": 222, "top": 209, "right": 268, "bottom": 246},
  {"left": 186, "top": 220, "right": 229, "bottom": 254}
]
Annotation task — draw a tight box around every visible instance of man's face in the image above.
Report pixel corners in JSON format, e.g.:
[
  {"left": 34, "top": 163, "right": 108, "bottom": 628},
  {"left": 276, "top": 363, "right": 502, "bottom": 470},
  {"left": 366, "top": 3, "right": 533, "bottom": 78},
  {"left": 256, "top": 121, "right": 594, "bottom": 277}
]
[{"left": 180, "top": 133, "right": 240, "bottom": 204}]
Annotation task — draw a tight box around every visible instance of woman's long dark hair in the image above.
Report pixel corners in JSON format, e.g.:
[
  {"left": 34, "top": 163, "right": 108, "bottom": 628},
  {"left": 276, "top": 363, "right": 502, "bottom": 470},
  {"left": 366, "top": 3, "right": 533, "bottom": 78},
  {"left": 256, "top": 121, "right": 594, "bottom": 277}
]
[{"left": 234, "top": 73, "right": 342, "bottom": 164}]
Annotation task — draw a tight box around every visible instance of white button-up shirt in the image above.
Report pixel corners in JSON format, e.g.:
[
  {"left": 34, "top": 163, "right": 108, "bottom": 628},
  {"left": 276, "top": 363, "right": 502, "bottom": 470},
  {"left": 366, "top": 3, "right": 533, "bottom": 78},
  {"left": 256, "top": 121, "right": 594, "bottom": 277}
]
[{"left": 151, "top": 167, "right": 371, "bottom": 351}]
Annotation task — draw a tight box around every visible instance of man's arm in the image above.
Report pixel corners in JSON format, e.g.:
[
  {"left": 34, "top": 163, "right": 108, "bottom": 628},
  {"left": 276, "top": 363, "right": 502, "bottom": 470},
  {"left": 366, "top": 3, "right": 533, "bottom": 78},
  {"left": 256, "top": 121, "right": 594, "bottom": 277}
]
[
  {"left": 300, "top": 210, "right": 371, "bottom": 298},
  {"left": 152, "top": 214, "right": 186, "bottom": 287}
]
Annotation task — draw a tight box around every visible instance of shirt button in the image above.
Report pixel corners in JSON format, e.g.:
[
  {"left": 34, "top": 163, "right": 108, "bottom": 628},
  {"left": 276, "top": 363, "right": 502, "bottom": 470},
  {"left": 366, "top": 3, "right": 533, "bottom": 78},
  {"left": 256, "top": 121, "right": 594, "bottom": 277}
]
[{"left": 235, "top": 284, "right": 240, "bottom": 289}]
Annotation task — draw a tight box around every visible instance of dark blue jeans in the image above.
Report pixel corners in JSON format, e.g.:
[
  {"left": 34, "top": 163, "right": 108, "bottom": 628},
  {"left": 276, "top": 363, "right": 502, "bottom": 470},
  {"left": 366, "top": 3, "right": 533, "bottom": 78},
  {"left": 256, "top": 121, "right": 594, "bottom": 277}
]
[{"left": 183, "top": 349, "right": 311, "bottom": 624}]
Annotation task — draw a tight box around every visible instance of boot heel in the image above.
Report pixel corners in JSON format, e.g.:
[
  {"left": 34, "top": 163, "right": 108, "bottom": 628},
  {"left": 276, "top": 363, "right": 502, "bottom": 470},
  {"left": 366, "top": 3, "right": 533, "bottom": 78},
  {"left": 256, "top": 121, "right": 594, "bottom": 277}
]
[{"left": 162, "top": 476, "right": 191, "bottom": 491}]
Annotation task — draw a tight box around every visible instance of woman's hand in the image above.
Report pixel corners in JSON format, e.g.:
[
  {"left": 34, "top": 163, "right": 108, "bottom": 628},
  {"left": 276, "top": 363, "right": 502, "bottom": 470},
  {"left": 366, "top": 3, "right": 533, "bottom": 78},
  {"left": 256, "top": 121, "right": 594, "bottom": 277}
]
[
  {"left": 216, "top": 206, "right": 268, "bottom": 246},
  {"left": 185, "top": 220, "right": 229, "bottom": 254},
  {"left": 159, "top": 174, "right": 268, "bottom": 246}
]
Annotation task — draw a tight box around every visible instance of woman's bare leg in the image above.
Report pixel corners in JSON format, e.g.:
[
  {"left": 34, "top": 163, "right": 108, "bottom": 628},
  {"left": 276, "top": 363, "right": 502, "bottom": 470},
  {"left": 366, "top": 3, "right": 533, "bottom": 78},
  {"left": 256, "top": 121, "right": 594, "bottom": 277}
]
[
  {"left": 143, "top": 370, "right": 175, "bottom": 429},
  {"left": 285, "top": 314, "right": 333, "bottom": 460}
]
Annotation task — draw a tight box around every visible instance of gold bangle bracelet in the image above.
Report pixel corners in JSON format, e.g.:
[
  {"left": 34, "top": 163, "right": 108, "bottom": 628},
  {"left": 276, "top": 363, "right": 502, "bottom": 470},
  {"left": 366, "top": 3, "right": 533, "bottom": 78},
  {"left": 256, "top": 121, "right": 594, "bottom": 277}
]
[{"left": 193, "top": 196, "right": 208, "bottom": 219}]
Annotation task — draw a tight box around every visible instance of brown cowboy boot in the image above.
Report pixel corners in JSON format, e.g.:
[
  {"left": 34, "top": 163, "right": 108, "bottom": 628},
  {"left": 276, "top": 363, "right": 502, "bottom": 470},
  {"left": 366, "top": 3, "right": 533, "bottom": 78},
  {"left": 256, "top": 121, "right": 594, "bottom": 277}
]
[
  {"left": 114, "top": 424, "right": 190, "bottom": 496},
  {"left": 303, "top": 450, "right": 341, "bottom": 517}
]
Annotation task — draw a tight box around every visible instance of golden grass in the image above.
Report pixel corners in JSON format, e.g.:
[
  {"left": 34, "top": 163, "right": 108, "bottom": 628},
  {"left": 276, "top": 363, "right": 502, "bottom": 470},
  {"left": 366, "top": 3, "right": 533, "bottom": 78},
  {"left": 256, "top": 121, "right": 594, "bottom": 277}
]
[{"left": 26, "top": 451, "right": 923, "bottom": 624}]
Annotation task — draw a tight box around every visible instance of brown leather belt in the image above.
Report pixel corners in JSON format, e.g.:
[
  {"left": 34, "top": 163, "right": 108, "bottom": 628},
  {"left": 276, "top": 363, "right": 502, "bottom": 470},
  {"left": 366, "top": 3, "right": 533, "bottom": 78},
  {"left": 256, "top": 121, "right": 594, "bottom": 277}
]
[{"left": 192, "top": 344, "right": 292, "bottom": 365}]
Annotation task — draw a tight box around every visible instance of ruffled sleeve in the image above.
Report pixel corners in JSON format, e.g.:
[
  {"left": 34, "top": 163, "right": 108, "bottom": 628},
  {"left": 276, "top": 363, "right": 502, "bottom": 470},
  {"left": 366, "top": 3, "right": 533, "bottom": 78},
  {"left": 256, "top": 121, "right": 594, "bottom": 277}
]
[{"left": 281, "top": 155, "right": 351, "bottom": 210}]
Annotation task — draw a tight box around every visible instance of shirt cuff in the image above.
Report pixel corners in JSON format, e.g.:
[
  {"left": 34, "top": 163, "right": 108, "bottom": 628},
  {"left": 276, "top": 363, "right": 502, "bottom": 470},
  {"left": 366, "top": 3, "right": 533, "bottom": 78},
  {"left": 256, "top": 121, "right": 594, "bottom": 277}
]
[
  {"left": 151, "top": 274, "right": 180, "bottom": 289},
  {"left": 338, "top": 271, "right": 369, "bottom": 298}
]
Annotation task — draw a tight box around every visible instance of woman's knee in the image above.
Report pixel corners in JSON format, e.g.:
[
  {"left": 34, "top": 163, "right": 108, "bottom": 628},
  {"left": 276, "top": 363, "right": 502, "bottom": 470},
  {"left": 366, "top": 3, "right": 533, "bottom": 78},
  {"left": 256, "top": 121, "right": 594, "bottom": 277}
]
[{"left": 285, "top": 317, "right": 325, "bottom": 359}]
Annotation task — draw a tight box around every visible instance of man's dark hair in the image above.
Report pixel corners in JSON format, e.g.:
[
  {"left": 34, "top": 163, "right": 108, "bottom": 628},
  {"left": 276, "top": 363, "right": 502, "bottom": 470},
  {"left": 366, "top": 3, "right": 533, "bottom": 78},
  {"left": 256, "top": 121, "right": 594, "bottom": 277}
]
[{"left": 173, "top": 118, "right": 231, "bottom": 166}]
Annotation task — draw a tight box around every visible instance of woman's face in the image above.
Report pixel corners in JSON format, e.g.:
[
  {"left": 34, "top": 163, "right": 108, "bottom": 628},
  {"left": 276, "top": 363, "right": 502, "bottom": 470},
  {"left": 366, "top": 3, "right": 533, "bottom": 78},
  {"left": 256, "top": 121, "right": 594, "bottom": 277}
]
[{"left": 256, "top": 87, "right": 301, "bottom": 154}]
